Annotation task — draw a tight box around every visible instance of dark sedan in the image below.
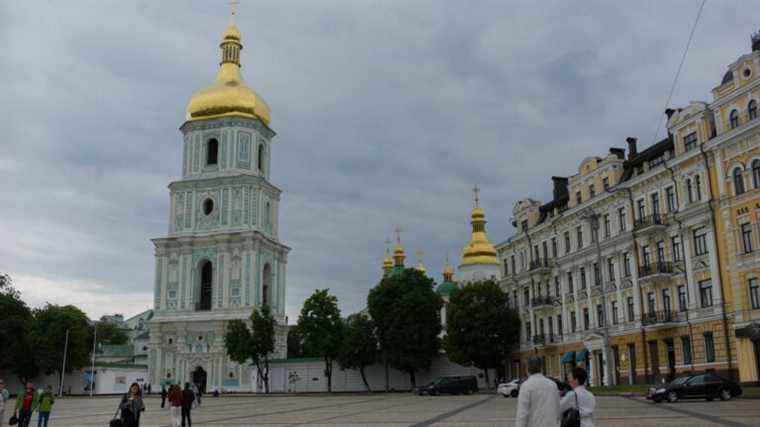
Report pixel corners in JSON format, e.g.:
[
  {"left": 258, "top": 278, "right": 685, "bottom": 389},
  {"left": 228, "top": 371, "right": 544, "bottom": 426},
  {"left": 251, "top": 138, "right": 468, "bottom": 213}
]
[{"left": 647, "top": 373, "right": 742, "bottom": 403}]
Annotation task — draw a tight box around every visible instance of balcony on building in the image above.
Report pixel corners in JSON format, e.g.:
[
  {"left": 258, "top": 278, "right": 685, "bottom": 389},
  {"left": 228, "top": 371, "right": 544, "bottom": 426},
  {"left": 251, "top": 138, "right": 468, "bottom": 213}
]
[
  {"left": 531, "top": 295, "right": 556, "bottom": 309},
  {"left": 641, "top": 310, "right": 683, "bottom": 327},
  {"left": 532, "top": 334, "right": 546, "bottom": 346},
  {"left": 634, "top": 213, "right": 668, "bottom": 234},
  {"left": 529, "top": 258, "right": 551, "bottom": 274},
  {"left": 638, "top": 262, "right": 674, "bottom": 283}
]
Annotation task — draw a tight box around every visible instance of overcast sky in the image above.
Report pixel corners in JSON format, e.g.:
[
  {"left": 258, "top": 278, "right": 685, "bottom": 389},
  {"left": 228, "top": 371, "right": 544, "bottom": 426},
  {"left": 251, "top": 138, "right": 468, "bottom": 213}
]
[{"left": 1, "top": 1, "right": 758, "bottom": 322}]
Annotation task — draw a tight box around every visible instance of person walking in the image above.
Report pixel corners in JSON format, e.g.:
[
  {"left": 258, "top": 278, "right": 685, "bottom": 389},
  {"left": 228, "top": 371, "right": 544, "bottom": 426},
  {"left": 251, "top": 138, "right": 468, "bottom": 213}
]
[
  {"left": 14, "top": 381, "right": 40, "bottom": 427},
  {"left": 515, "top": 357, "right": 560, "bottom": 427},
  {"left": 168, "top": 384, "right": 183, "bottom": 427},
  {"left": 0, "top": 379, "right": 10, "bottom": 427},
  {"left": 160, "top": 386, "right": 167, "bottom": 409},
  {"left": 119, "top": 383, "right": 145, "bottom": 427},
  {"left": 560, "top": 367, "right": 596, "bottom": 427},
  {"left": 191, "top": 384, "right": 201, "bottom": 408},
  {"left": 181, "top": 383, "right": 195, "bottom": 427},
  {"left": 36, "top": 386, "right": 55, "bottom": 427}
]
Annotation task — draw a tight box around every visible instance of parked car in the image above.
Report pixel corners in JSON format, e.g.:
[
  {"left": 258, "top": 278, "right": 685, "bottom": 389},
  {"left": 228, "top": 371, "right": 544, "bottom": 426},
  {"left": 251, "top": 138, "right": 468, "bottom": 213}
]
[
  {"left": 417, "top": 375, "right": 478, "bottom": 396},
  {"left": 497, "top": 379, "right": 522, "bottom": 398},
  {"left": 647, "top": 373, "right": 742, "bottom": 403},
  {"left": 497, "top": 377, "right": 570, "bottom": 398}
]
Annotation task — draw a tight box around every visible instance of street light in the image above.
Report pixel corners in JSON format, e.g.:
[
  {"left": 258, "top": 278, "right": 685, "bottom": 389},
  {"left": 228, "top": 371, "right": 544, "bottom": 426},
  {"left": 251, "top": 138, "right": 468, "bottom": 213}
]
[{"left": 580, "top": 208, "right": 615, "bottom": 387}]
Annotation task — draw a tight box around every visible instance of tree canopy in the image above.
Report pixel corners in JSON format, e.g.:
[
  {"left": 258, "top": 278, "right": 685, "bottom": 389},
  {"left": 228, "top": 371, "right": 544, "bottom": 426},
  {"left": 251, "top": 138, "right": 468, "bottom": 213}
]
[
  {"left": 92, "top": 321, "right": 129, "bottom": 347},
  {"left": 0, "top": 274, "right": 38, "bottom": 382},
  {"left": 296, "top": 289, "right": 343, "bottom": 392},
  {"left": 443, "top": 280, "right": 520, "bottom": 386},
  {"left": 33, "top": 304, "right": 92, "bottom": 377},
  {"left": 368, "top": 268, "right": 442, "bottom": 388},
  {"left": 224, "top": 305, "right": 276, "bottom": 392},
  {"left": 337, "top": 313, "right": 377, "bottom": 392}
]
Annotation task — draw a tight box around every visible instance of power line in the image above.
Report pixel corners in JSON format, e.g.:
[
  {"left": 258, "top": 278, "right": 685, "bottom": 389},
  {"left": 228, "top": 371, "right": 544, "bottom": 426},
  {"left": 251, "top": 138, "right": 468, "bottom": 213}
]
[{"left": 651, "top": 0, "right": 708, "bottom": 144}]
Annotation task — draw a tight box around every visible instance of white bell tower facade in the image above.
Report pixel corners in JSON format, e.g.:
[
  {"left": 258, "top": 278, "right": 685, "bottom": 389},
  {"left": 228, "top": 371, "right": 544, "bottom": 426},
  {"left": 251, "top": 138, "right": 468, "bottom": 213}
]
[{"left": 149, "top": 12, "right": 289, "bottom": 392}]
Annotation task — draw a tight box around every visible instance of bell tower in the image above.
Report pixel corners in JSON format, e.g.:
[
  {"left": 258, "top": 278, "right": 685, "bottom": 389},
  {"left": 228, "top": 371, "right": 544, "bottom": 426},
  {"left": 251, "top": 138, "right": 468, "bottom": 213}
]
[{"left": 149, "top": 7, "right": 289, "bottom": 392}]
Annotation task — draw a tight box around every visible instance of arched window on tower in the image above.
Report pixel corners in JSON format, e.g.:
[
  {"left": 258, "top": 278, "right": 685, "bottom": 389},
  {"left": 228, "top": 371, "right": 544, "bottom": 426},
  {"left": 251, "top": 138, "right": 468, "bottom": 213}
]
[
  {"left": 753, "top": 159, "right": 760, "bottom": 189},
  {"left": 199, "top": 260, "right": 213, "bottom": 311},
  {"left": 730, "top": 110, "right": 740, "bottom": 129},
  {"left": 262, "top": 263, "right": 272, "bottom": 307},
  {"left": 749, "top": 100, "right": 758, "bottom": 121},
  {"left": 207, "top": 138, "right": 219, "bottom": 165},
  {"left": 258, "top": 144, "right": 265, "bottom": 174},
  {"left": 734, "top": 167, "right": 746, "bottom": 195},
  {"left": 686, "top": 178, "right": 693, "bottom": 203}
]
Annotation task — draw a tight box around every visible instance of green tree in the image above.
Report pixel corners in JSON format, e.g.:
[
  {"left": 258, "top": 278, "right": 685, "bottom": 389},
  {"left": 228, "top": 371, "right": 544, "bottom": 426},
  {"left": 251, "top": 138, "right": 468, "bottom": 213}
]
[
  {"left": 286, "top": 323, "right": 312, "bottom": 358},
  {"left": 297, "top": 289, "right": 343, "bottom": 392},
  {"left": 337, "top": 313, "right": 377, "bottom": 392},
  {"left": 91, "top": 321, "right": 129, "bottom": 347},
  {"left": 224, "top": 305, "right": 276, "bottom": 393},
  {"left": 368, "top": 268, "right": 442, "bottom": 389},
  {"left": 33, "top": 304, "right": 91, "bottom": 383},
  {"left": 443, "top": 280, "right": 520, "bottom": 387},
  {"left": 0, "top": 274, "right": 38, "bottom": 382}
]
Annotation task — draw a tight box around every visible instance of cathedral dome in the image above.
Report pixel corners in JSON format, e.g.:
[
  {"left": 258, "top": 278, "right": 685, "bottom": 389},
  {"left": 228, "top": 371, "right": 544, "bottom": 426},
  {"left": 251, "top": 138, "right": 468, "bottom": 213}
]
[
  {"left": 186, "top": 22, "right": 271, "bottom": 126},
  {"left": 460, "top": 206, "right": 499, "bottom": 267}
]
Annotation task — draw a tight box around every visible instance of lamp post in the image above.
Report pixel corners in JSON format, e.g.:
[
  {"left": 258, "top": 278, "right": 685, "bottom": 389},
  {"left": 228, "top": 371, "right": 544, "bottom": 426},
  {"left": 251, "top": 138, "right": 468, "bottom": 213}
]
[{"left": 581, "top": 209, "right": 615, "bottom": 387}]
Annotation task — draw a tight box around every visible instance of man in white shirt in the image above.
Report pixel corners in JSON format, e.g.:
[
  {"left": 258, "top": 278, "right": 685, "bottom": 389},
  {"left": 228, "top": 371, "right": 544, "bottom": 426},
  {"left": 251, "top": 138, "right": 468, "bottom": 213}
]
[
  {"left": 560, "top": 367, "right": 596, "bottom": 427},
  {"left": 516, "top": 357, "right": 561, "bottom": 427}
]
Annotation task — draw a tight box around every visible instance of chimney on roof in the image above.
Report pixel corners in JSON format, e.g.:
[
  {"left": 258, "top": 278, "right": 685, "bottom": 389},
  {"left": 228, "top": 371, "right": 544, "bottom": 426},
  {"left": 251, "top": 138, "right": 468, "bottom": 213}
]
[
  {"left": 752, "top": 30, "right": 760, "bottom": 52},
  {"left": 626, "top": 137, "right": 638, "bottom": 159},
  {"left": 551, "top": 176, "right": 569, "bottom": 201},
  {"left": 609, "top": 147, "right": 625, "bottom": 159},
  {"left": 665, "top": 108, "right": 677, "bottom": 119}
]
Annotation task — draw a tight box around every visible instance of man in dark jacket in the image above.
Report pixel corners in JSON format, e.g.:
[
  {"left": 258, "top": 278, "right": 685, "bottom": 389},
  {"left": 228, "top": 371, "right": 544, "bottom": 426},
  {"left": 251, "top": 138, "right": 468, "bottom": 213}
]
[
  {"left": 160, "top": 386, "right": 167, "bottom": 409},
  {"left": 181, "top": 383, "right": 195, "bottom": 427}
]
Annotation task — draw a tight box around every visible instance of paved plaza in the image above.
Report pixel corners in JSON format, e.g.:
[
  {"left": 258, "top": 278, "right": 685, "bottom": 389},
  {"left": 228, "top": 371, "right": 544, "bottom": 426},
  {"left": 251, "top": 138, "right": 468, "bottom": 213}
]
[{"left": 21, "top": 393, "right": 760, "bottom": 426}]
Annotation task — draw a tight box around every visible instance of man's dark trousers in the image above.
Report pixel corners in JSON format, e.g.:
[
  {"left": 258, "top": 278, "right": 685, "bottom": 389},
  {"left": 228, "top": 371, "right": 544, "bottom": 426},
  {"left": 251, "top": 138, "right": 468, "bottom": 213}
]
[{"left": 181, "top": 406, "right": 192, "bottom": 427}]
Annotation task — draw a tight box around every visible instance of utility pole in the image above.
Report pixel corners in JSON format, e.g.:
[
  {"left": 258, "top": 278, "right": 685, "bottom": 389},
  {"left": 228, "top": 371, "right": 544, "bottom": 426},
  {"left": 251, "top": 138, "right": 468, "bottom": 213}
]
[
  {"left": 90, "top": 324, "right": 97, "bottom": 397},
  {"left": 59, "top": 329, "right": 70, "bottom": 397},
  {"left": 585, "top": 210, "right": 616, "bottom": 387}
]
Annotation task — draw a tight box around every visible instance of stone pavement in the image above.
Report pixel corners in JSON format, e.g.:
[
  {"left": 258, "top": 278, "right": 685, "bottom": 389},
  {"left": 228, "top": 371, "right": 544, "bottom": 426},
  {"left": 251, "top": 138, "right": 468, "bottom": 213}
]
[{"left": 11, "top": 393, "right": 760, "bottom": 426}]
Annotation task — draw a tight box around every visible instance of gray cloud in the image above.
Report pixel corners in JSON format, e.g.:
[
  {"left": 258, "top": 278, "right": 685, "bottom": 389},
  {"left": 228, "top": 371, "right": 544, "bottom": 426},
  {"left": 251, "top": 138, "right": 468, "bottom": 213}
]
[{"left": 1, "top": 0, "right": 758, "bottom": 320}]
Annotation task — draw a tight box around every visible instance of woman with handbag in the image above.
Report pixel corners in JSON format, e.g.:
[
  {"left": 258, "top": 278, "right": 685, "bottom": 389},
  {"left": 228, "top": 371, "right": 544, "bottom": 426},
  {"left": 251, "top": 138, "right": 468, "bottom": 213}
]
[
  {"left": 119, "top": 383, "right": 145, "bottom": 427},
  {"left": 167, "top": 385, "right": 183, "bottom": 427},
  {"left": 560, "top": 367, "right": 596, "bottom": 427}
]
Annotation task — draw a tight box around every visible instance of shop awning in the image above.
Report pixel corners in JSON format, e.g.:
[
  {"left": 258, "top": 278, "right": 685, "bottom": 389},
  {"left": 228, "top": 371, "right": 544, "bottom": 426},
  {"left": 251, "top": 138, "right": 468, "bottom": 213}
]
[
  {"left": 560, "top": 351, "right": 576, "bottom": 364},
  {"left": 575, "top": 349, "right": 589, "bottom": 363}
]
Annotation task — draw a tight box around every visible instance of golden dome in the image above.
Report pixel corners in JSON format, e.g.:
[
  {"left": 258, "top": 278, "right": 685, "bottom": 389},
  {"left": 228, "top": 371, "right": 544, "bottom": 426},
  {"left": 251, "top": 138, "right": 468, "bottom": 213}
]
[
  {"left": 442, "top": 260, "right": 455, "bottom": 282},
  {"left": 393, "top": 244, "right": 406, "bottom": 266},
  {"left": 185, "top": 22, "right": 271, "bottom": 126},
  {"left": 460, "top": 205, "right": 499, "bottom": 267}
]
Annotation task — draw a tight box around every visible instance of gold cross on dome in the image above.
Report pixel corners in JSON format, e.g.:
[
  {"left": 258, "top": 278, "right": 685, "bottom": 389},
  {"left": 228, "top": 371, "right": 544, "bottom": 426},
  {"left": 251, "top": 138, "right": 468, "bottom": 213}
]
[
  {"left": 415, "top": 249, "right": 424, "bottom": 261},
  {"left": 473, "top": 185, "right": 480, "bottom": 208},
  {"left": 230, "top": 0, "right": 240, "bottom": 17},
  {"left": 394, "top": 226, "right": 403, "bottom": 244}
]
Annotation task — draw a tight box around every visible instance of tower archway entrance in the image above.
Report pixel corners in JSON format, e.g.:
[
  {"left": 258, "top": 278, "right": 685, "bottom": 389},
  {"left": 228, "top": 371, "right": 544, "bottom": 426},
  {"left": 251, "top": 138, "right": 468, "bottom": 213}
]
[
  {"left": 262, "top": 263, "right": 272, "bottom": 307},
  {"left": 192, "top": 366, "right": 207, "bottom": 393}
]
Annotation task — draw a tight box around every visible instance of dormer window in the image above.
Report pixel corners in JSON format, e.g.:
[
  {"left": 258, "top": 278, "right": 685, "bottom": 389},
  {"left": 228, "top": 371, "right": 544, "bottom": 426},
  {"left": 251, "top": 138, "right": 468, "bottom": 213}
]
[
  {"left": 588, "top": 185, "right": 595, "bottom": 198},
  {"left": 603, "top": 177, "right": 610, "bottom": 190},
  {"left": 206, "top": 138, "right": 219, "bottom": 165},
  {"left": 730, "top": 110, "right": 739, "bottom": 129},
  {"left": 575, "top": 191, "right": 582, "bottom": 205}
]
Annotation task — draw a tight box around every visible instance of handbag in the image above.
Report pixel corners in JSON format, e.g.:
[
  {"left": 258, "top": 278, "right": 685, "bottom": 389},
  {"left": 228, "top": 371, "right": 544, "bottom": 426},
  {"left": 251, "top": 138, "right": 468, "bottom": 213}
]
[
  {"left": 8, "top": 413, "right": 18, "bottom": 426},
  {"left": 109, "top": 406, "right": 123, "bottom": 427},
  {"left": 561, "top": 391, "right": 581, "bottom": 427}
]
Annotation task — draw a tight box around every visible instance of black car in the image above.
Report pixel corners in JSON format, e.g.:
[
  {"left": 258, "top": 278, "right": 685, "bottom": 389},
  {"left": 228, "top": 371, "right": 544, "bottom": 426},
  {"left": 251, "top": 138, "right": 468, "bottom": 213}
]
[
  {"left": 647, "top": 373, "right": 742, "bottom": 403},
  {"left": 417, "top": 375, "right": 478, "bottom": 396}
]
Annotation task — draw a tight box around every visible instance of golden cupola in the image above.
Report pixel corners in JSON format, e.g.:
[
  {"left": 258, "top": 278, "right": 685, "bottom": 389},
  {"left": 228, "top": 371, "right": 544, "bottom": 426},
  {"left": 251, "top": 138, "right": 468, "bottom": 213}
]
[
  {"left": 393, "top": 243, "right": 406, "bottom": 267},
  {"left": 185, "top": 15, "right": 271, "bottom": 125},
  {"left": 382, "top": 244, "right": 393, "bottom": 274},
  {"left": 460, "top": 188, "right": 499, "bottom": 267}
]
